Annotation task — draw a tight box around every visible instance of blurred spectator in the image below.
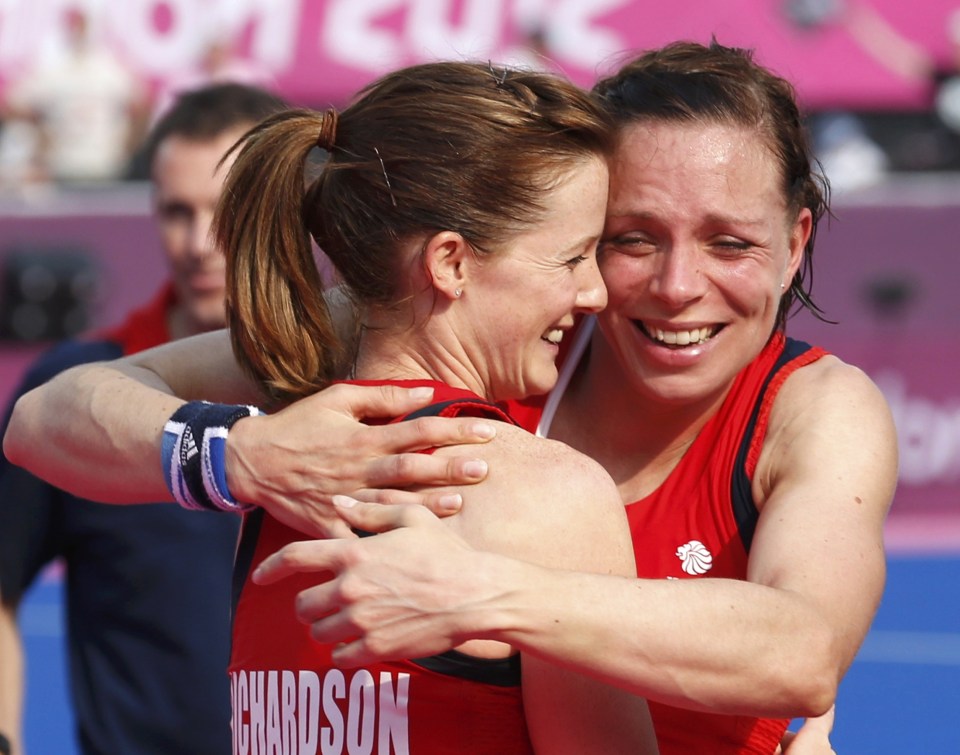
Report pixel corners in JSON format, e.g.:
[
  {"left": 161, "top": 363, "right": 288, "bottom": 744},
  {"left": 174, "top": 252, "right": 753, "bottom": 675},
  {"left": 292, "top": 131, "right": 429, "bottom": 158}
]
[
  {"left": 499, "top": 25, "right": 563, "bottom": 73},
  {"left": 843, "top": 1, "right": 960, "bottom": 169},
  {"left": 781, "top": 0, "right": 892, "bottom": 191},
  {"left": 0, "top": 117, "right": 44, "bottom": 192},
  {"left": 150, "top": 33, "right": 276, "bottom": 125},
  {"left": 812, "top": 110, "right": 890, "bottom": 194},
  {"left": 1, "top": 7, "right": 148, "bottom": 186},
  {"left": 0, "top": 82, "right": 286, "bottom": 755}
]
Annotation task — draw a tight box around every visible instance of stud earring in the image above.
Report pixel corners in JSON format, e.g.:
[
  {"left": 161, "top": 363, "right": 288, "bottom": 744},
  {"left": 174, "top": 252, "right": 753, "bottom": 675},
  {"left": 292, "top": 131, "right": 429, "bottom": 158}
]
[{"left": 454, "top": 288, "right": 462, "bottom": 298}]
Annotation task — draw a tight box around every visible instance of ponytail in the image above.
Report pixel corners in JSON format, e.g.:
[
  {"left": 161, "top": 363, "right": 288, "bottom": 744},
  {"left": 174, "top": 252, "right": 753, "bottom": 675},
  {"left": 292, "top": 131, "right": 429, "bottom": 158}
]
[{"left": 214, "top": 109, "right": 345, "bottom": 403}]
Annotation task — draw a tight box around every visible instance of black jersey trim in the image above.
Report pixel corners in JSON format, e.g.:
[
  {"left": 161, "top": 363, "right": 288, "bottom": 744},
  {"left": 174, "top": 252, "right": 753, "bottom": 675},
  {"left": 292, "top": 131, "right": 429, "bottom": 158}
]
[
  {"left": 232, "top": 507, "right": 265, "bottom": 629},
  {"left": 731, "top": 338, "right": 813, "bottom": 552},
  {"left": 412, "top": 650, "right": 521, "bottom": 687},
  {"left": 402, "top": 397, "right": 517, "bottom": 425}
]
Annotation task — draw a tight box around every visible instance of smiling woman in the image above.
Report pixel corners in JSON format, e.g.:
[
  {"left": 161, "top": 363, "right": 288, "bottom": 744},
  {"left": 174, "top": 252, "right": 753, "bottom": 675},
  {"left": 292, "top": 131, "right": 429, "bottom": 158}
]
[
  {"left": 3, "top": 60, "right": 658, "bottom": 755},
  {"left": 213, "top": 67, "right": 645, "bottom": 749}
]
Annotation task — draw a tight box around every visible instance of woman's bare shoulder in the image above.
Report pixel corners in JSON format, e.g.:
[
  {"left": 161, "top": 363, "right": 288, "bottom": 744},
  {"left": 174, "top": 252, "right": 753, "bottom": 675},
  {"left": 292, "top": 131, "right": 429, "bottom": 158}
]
[{"left": 433, "top": 422, "right": 631, "bottom": 572}]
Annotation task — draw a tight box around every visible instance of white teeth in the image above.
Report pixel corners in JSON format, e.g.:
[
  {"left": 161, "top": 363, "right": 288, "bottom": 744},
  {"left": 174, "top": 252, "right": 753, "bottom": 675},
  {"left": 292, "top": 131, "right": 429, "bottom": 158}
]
[
  {"left": 652, "top": 326, "right": 714, "bottom": 345},
  {"left": 545, "top": 329, "right": 563, "bottom": 344}
]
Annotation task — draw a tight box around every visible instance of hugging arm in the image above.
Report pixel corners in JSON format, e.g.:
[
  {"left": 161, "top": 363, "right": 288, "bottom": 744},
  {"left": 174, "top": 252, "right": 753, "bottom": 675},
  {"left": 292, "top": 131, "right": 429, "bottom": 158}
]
[
  {"left": 2, "top": 331, "right": 244, "bottom": 504},
  {"left": 3, "top": 330, "right": 497, "bottom": 536},
  {"left": 258, "top": 359, "right": 897, "bottom": 717}
]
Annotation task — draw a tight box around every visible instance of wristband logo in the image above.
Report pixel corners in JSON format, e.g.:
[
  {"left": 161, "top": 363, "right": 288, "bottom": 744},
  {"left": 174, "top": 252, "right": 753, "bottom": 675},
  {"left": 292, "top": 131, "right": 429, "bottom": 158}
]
[
  {"left": 230, "top": 668, "right": 410, "bottom": 754},
  {"left": 179, "top": 425, "right": 199, "bottom": 464}
]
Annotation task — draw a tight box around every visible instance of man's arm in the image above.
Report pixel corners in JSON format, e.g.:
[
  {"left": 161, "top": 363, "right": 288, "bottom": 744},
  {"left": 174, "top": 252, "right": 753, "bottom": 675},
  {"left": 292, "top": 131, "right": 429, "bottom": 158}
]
[{"left": 257, "top": 359, "right": 896, "bottom": 717}]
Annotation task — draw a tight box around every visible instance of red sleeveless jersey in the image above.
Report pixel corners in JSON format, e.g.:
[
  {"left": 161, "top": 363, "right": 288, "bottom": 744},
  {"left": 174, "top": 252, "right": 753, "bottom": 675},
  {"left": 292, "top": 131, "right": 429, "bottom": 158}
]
[
  {"left": 509, "top": 322, "right": 827, "bottom": 755},
  {"left": 229, "top": 380, "right": 533, "bottom": 755}
]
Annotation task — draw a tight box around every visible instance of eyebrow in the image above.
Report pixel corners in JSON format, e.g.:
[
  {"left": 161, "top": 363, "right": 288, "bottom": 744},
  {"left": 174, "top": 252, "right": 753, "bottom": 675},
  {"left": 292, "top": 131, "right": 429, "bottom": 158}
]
[
  {"left": 558, "top": 231, "right": 602, "bottom": 256},
  {"left": 606, "top": 210, "right": 768, "bottom": 229}
]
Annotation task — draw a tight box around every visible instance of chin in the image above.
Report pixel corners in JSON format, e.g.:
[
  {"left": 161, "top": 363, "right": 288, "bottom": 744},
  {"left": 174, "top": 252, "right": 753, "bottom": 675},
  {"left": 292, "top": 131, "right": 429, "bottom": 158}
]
[
  {"left": 525, "top": 372, "right": 559, "bottom": 401},
  {"left": 188, "top": 307, "right": 227, "bottom": 334}
]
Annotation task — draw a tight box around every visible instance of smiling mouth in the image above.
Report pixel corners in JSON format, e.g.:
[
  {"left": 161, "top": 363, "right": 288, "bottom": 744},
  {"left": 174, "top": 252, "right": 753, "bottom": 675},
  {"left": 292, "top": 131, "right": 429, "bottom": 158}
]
[
  {"left": 542, "top": 329, "right": 563, "bottom": 345},
  {"left": 638, "top": 322, "right": 718, "bottom": 347}
]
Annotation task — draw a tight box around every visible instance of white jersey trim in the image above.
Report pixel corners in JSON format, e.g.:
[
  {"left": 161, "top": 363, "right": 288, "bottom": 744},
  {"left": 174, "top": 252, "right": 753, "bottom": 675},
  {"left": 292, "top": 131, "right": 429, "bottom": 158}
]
[{"left": 536, "top": 315, "right": 596, "bottom": 439}]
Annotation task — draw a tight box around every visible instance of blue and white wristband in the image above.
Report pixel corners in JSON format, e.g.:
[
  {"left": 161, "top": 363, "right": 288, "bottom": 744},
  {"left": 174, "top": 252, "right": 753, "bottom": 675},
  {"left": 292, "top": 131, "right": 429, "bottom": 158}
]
[{"left": 161, "top": 401, "right": 263, "bottom": 513}]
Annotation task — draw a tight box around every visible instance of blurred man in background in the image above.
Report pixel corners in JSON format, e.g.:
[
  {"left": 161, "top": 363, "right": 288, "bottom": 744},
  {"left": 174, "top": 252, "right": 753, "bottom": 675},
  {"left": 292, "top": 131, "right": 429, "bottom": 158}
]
[
  {"left": 1, "top": 7, "right": 149, "bottom": 186},
  {"left": 0, "top": 82, "right": 285, "bottom": 755}
]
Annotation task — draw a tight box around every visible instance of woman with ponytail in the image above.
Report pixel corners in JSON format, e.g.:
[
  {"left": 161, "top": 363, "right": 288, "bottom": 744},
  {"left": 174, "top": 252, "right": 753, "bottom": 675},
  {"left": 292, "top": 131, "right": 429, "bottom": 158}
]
[{"left": 9, "top": 61, "right": 658, "bottom": 754}]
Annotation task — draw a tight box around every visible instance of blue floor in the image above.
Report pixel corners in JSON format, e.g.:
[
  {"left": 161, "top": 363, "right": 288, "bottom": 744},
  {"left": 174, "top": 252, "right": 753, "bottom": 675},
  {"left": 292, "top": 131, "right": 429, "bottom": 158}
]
[
  {"left": 828, "top": 554, "right": 960, "bottom": 754},
  {"left": 19, "top": 553, "right": 960, "bottom": 754}
]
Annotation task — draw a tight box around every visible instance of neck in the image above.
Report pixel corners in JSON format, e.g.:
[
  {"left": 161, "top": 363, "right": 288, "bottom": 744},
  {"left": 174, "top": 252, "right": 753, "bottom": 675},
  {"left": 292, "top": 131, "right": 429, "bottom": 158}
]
[
  {"left": 551, "top": 330, "right": 727, "bottom": 495},
  {"left": 166, "top": 306, "right": 205, "bottom": 341},
  {"left": 352, "top": 323, "right": 489, "bottom": 399}
]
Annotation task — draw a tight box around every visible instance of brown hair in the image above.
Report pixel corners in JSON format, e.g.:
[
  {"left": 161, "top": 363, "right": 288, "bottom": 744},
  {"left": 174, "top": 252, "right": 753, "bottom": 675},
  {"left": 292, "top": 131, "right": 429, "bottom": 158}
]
[
  {"left": 142, "top": 83, "right": 287, "bottom": 172},
  {"left": 215, "top": 61, "right": 613, "bottom": 403},
  {"left": 594, "top": 40, "right": 831, "bottom": 331}
]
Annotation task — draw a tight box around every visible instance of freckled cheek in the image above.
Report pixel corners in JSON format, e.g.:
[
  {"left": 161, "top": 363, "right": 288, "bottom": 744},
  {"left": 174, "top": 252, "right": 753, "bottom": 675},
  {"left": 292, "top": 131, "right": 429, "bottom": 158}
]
[{"left": 599, "top": 256, "right": 651, "bottom": 310}]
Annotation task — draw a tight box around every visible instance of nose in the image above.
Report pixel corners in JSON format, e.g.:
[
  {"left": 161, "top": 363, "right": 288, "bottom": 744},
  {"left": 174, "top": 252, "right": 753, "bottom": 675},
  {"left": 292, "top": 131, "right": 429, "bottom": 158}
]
[
  {"left": 575, "top": 255, "right": 608, "bottom": 314},
  {"left": 187, "top": 209, "right": 217, "bottom": 260},
  {"left": 649, "top": 241, "right": 706, "bottom": 308}
]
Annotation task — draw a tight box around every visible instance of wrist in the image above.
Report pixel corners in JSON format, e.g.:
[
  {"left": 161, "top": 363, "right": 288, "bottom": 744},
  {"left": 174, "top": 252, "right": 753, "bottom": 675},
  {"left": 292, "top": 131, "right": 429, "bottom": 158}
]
[
  {"left": 462, "top": 551, "right": 537, "bottom": 646},
  {"left": 222, "top": 414, "right": 258, "bottom": 504},
  {"left": 161, "top": 401, "right": 264, "bottom": 513}
]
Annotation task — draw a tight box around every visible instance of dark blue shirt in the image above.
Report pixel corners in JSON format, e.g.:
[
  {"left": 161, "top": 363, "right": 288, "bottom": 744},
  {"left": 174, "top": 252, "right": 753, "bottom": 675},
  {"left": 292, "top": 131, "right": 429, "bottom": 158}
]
[{"left": 0, "top": 337, "right": 239, "bottom": 755}]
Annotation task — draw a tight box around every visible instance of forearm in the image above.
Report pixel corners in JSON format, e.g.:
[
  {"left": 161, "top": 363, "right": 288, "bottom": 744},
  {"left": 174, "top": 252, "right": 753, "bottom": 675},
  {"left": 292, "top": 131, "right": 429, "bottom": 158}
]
[
  {"left": 0, "top": 604, "right": 23, "bottom": 755},
  {"left": 3, "top": 362, "right": 180, "bottom": 503},
  {"left": 483, "top": 555, "right": 839, "bottom": 718}
]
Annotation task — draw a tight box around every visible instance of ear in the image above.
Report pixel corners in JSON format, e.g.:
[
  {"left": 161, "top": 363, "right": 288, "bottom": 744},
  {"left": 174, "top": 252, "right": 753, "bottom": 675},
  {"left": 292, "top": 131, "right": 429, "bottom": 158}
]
[
  {"left": 422, "top": 231, "right": 471, "bottom": 301},
  {"left": 785, "top": 207, "right": 812, "bottom": 285}
]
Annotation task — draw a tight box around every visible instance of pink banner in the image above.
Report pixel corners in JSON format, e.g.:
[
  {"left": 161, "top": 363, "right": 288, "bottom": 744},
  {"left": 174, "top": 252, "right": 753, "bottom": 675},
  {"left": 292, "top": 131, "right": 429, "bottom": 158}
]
[{"left": 0, "top": 0, "right": 958, "bottom": 111}]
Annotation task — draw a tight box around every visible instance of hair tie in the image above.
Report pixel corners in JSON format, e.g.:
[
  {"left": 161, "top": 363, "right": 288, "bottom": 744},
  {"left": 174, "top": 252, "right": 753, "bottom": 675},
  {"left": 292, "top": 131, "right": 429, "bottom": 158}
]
[{"left": 316, "top": 109, "right": 339, "bottom": 151}]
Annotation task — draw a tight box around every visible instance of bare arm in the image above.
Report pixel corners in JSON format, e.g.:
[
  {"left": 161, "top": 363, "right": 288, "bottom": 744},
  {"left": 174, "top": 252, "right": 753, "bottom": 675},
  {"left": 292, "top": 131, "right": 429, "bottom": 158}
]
[
  {"left": 257, "top": 358, "right": 896, "bottom": 717},
  {"left": 0, "top": 600, "right": 23, "bottom": 755},
  {"left": 3, "top": 331, "right": 255, "bottom": 503},
  {"left": 3, "top": 330, "right": 499, "bottom": 536}
]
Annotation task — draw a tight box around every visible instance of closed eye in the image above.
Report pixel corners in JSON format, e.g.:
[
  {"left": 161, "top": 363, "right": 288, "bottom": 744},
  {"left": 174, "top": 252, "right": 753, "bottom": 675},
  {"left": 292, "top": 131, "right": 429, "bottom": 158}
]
[
  {"left": 712, "top": 238, "right": 755, "bottom": 255},
  {"left": 600, "top": 234, "right": 656, "bottom": 255}
]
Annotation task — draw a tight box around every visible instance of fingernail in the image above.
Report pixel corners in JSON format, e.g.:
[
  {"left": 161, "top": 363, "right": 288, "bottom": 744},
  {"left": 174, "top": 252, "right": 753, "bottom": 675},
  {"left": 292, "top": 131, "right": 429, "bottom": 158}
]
[
  {"left": 463, "top": 460, "right": 488, "bottom": 479},
  {"left": 409, "top": 387, "right": 434, "bottom": 401},
  {"left": 438, "top": 493, "right": 462, "bottom": 512},
  {"left": 332, "top": 494, "right": 358, "bottom": 508},
  {"left": 472, "top": 422, "right": 496, "bottom": 439}
]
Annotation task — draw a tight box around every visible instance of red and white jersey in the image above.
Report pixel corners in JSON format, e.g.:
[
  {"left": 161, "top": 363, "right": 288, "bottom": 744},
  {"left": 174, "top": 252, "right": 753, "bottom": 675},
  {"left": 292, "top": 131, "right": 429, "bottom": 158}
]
[
  {"left": 230, "top": 380, "right": 533, "bottom": 755},
  {"left": 510, "top": 317, "right": 828, "bottom": 755}
]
